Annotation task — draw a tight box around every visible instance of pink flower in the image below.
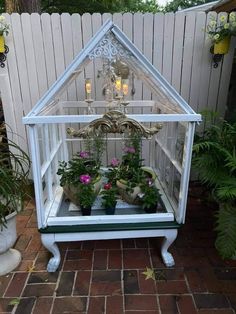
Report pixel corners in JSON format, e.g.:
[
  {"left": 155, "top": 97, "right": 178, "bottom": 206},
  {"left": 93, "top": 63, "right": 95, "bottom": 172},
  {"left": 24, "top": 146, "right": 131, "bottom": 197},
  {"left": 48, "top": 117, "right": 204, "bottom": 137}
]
[
  {"left": 104, "top": 183, "right": 112, "bottom": 190},
  {"left": 80, "top": 174, "right": 91, "bottom": 185},
  {"left": 110, "top": 158, "right": 119, "bottom": 167},
  {"left": 124, "top": 146, "right": 136, "bottom": 154},
  {"left": 79, "top": 151, "right": 89, "bottom": 158}
]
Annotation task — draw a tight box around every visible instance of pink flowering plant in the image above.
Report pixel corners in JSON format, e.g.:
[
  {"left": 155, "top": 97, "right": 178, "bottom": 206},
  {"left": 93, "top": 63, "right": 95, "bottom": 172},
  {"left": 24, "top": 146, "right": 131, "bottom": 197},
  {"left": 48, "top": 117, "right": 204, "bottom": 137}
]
[
  {"left": 57, "top": 150, "right": 100, "bottom": 190},
  {"left": 101, "top": 182, "right": 118, "bottom": 209},
  {"left": 78, "top": 174, "right": 96, "bottom": 208}
]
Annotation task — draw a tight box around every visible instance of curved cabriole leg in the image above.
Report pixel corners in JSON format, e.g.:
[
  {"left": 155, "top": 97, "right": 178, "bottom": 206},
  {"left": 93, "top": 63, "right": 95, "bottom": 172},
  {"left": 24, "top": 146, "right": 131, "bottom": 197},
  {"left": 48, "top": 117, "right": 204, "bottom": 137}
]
[
  {"left": 161, "top": 229, "right": 178, "bottom": 267},
  {"left": 41, "top": 234, "right": 60, "bottom": 272}
]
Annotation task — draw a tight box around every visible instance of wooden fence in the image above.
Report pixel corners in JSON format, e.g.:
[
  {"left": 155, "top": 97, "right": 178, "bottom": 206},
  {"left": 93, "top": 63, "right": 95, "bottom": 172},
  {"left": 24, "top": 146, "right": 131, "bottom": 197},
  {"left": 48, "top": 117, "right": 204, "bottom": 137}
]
[{"left": 0, "top": 12, "right": 235, "bottom": 153}]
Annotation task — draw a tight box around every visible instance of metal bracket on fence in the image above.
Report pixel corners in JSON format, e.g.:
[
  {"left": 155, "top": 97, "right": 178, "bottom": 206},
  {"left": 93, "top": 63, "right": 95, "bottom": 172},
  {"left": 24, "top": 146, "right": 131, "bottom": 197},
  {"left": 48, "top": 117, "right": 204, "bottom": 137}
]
[{"left": 0, "top": 45, "right": 9, "bottom": 68}]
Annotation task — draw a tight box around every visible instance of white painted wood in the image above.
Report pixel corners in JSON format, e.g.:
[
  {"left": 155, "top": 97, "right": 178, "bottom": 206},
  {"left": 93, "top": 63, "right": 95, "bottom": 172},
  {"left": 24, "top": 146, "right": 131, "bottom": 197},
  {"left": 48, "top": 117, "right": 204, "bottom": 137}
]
[
  {"left": 143, "top": 13, "right": 153, "bottom": 100},
  {"left": 31, "top": 13, "right": 48, "bottom": 98},
  {"left": 133, "top": 13, "right": 143, "bottom": 101},
  {"left": 181, "top": 12, "right": 196, "bottom": 102},
  {"left": 153, "top": 13, "right": 164, "bottom": 74},
  {"left": 172, "top": 12, "right": 185, "bottom": 93},
  {"left": 189, "top": 12, "right": 206, "bottom": 111},
  {"left": 162, "top": 13, "right": 174, "bottom": 84},
  {"left": 41, "top": 13, "right": 57, "bottom": 89}
]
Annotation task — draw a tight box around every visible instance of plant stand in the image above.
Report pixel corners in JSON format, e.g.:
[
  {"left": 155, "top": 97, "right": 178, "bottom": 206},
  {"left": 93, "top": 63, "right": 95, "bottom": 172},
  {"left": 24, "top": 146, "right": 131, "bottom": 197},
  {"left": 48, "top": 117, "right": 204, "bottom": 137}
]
[{"left": 41, "top": 224, "right": 178, "bottom": 272}]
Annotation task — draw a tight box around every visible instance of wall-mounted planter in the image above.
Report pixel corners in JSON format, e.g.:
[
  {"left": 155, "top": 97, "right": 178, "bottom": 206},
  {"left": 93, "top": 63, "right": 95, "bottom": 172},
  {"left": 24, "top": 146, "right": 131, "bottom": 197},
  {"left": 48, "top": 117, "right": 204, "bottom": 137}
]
[
  {"left": 0, "top": 35, "right": 5, "bottom": 53},
  {"left": 214, "top": 36, "right": 231, "bottom": 55}
]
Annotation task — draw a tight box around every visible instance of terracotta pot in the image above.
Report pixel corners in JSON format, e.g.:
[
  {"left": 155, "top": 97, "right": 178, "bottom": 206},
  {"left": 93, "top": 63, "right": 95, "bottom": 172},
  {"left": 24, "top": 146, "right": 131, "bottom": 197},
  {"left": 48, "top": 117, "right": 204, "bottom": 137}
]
[
  {"left": 116, "top": 167, "right": 156, "bottom": 205},
  {"left": 0, "top": 212, "right": 21, "bottom": 276},
  {"left": 214, "top": 36, "right": 231, "bottom": 55},
  {"left": 0, "top": 35, "right": 5, "bottom": 53},
  {"left": 63, "top": 174, "right": 102, "bottom": 206}
]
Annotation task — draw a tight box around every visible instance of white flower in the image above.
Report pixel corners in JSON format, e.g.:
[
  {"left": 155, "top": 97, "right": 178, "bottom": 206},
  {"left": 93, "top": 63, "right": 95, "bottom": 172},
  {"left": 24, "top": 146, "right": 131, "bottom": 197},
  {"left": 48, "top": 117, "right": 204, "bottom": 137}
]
[
  {"left": 214, "top": 34, "right": 220, "bottom": 40},
  {"left": 229, "top": 12, "right": 236, "bottom": 21},
  {"left": 210, "top": 20, "right": 217, "bottom": 27},
  {"left": 224, "top": 23, "right": 230, "bottom": 29},
  {"left": 220, "top": 16, "right": 226, "bottom": 22}
]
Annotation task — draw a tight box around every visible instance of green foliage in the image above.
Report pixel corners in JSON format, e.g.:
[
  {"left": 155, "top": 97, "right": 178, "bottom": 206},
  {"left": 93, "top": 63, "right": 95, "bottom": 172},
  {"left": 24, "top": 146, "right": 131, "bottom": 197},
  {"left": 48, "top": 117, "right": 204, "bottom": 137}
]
[
  {"left": 101, "top": 183, "right": 118, "bottom": 209},
  {"left": 78, "top": 183, "right": 96, "bottom": 208},
  {"left": 0, "top": 125, "right": 30, "bottom": 227},
  {"left": 164, "top": 0, "right": 211, "bottom": 12},
  {"left": 140, "top": 183, "right": 161, "bottom": 209},
  {"left": 215, "top": 203, "right": 236, "bottom": 259},
  {"left": 192, "top": 112, "right": 236, "bottom": 258},
  {"left": 57, "top": 154, "right": 100, "bottom": 188}
]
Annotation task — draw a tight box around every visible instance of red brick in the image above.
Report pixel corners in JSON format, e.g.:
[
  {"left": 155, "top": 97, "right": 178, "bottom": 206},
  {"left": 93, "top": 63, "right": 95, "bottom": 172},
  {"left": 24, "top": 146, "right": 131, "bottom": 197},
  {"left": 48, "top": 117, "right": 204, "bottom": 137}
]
[
  {"left": 74, "top": 271, "right": 91, "bottom": 296},
  {"left": 52, "top": 296, "right": 87, "bottom": 313},
  {"left": 198, "top": 310, "right": 234, "bottom": 314},
  {"left": 185, "top": 269, "right": 208, "bottom": 292},
  {"left": 123, "top": 249, "right": 151, "bottom": 269},
  {"left": 108, "top": 250, "right": 122, "bottom": 269},
  {"left": 95, "top": 239, "right": 121, "bottom": 249},
  {"left": 0, "top": 298, "right": 15, "bottom": 312},
  {"left": 15, "top": 297, "right": 36, "bottom": 314},
  {"left": 194, "top": 294, "right": 230, "bottom": 309},
  {"left": 156, "top": 280, "right": 189, "bottom": 294},
  {"left": 138, "top": 270, "right": 156, "bottom": 294},
  {"left": 106, "top": 295, "right": 123, "bottom": 314},
  {"left": 28, "top": 272, "right": 58, "bottom": 284},
  {"left": 5, "top": 273, "right": 28, "bottom": 297},
  {"left": 93, "top": 250, "right": 107, "bottom": 270},
  {"left": 150, "top": 249, "right": 165, "bottom": 268},
  {"left": 176, "top": 295, "right": 197, "bottom": 314},
  {"left": 22, "top": 284, "right": 56, "bottom": 297},
  {"left": 122, "top": 239, "right": 135, "bottom": 248},
  {"left": 159, "top": 295, "right": 178, "bottom": 313},
  {"left": 66, "top": 250, "right": 92, "bottom": 260},
  {"left": 0, "top": 274, "right": 13, "bottom": 297},
  {"left": 64, "top": 259, "right": 93, "bottom": 271},
  {"left": 90, "top": 282, "right": 121, "bottom": 296},
  {"left": 15, "top": 234, "right": 32, "bottom": 251},
  {"left": 32, "top": 297, "right": 53, "bottom": 314},
  {"left": 26, "top": 235, "right": 43, "bottom": 253},
  {"left": 125, "top": 295, "right": 158, "bottom": 311},
  {"left": 124, "top": 270, "right": 139, "bottom": 294},
  {"left": 125, "top": 311, "right": 159, "bottom": 314},
  {"left": 56, "top": 271, "right": 75, "bottom": 296},
  {"left": 135, "top": 238, "right": 149, "bottom": 248},
  {"left": 87, "top": 296, "right": 105, "bottom": 314}
]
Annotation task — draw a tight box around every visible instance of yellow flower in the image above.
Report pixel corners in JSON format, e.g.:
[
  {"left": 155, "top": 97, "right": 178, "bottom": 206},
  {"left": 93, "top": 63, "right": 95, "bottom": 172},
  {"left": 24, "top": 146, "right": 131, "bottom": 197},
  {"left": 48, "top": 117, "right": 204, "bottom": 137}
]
[
  {"left": 220, "top": 16, "right": 226, "bottom": 22},
  {"left": 0, "top": 16, "right": 5, "bottom": 22},
  {"left": 224, "top": 23, "right": 230, "bottom": 29},
  {"left": 214, "top": 34, "right": 220, "bottom": 40},
  {"left": 232, "top": 21, "right": 236, "bottom": 27}
]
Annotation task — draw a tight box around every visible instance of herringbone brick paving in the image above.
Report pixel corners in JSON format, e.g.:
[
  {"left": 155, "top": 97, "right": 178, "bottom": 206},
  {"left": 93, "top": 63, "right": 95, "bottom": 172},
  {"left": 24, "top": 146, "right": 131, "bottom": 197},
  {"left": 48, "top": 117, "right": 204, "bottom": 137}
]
[{"left": 0, "top": 185, "right": 236, "bottom": 314}]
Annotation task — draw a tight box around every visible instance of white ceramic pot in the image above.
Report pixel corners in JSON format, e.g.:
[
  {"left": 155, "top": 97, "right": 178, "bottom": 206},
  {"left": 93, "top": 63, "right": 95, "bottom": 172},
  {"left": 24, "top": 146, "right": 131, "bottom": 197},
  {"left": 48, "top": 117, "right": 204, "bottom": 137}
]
[{"left": 0, "top": 212, "right": 21, "bottom": 276}]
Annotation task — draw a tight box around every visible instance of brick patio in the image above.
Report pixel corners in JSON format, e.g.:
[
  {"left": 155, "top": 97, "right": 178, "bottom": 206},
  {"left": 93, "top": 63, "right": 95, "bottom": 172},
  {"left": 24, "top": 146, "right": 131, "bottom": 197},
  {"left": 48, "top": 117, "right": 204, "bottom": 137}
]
[{"left": 0, "top": 186, "right": 236, "bottom": 314}]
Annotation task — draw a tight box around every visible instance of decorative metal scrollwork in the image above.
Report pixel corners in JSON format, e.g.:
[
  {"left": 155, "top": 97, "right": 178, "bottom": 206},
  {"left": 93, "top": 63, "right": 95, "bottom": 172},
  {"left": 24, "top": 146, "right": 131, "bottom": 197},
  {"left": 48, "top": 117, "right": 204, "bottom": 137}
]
[
  {"left": 67, "top": 110, "right": 162, "bottom": 139},
  {"left": 89, "top": 32, "right": 132, "bottom": 61},
  {"left": 0, "top": 45, "right": 9, "bottom": 68}
]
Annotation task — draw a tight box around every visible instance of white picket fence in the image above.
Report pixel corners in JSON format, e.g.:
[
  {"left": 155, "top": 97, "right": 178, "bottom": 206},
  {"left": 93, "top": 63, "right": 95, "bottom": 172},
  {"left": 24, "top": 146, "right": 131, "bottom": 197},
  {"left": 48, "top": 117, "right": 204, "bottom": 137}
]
[{"left": 0, "top": 12, "right": 235, "bottom": 153}]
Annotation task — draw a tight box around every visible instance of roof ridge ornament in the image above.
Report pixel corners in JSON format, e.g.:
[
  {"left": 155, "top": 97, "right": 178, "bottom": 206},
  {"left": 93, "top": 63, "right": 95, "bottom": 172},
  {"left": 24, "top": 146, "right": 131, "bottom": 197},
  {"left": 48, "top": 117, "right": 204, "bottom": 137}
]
[
  {"left": 67, "top": 110, "right": 162, "bottom": 139},
  {"left": 88, "top": 32, "right": 132, "bottom": 61}
]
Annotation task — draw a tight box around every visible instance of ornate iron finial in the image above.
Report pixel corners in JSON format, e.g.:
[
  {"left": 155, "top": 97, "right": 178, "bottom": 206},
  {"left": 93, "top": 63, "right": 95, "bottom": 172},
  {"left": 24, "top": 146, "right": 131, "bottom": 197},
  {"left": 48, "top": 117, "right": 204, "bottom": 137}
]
[
  {"left": 67, "top": 110, "right": 162, "bottom": 139},
  {"left": 0, "top": 44, "right": 9, "bottom": 68}
]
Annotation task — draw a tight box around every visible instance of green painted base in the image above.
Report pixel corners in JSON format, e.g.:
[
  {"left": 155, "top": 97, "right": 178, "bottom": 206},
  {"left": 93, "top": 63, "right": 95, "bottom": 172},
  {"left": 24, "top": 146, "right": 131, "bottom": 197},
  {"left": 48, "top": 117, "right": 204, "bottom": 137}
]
[{"left": 39, "top": 221, "right": 181, "bottom": 234}]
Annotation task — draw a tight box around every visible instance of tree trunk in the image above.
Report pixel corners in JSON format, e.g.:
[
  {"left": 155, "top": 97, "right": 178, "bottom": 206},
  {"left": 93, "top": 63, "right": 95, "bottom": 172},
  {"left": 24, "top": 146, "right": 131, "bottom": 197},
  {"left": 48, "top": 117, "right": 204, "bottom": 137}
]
[{"left": 5, "top": 0, "right": 41, "bottom": 13}]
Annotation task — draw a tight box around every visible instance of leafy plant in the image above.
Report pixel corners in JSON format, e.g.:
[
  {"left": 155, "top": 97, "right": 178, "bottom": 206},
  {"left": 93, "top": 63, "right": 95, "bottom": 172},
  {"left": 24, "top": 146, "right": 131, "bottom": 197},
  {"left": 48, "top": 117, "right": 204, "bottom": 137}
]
[
  {"left": 0, "top": 124, "right": 30, "bottom": 227},
  {"left": 0, "top": 15, "right": 10, "bottom": 36},
  {"left": 139, "top": 181, "right": 161, "bottom": 210},
  {"left": 206, "top": 13, "right": 236, "bottom": 44},
  {"left": 78, "top": 174, "right": 96, "bottom": 209},
  {"left": 101, "top": 182, "right": 118, "bottom": 209},
  {"left": 192, "top": 113, "right": 236, "bottom": 258}
]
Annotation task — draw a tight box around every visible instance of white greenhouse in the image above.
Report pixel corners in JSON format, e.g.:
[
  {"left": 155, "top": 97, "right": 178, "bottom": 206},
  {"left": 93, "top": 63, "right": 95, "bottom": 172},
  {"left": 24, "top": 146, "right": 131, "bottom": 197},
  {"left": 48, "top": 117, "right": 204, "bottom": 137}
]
[{"left": 23, "top": 20, "right": 201, "bottom": 272}]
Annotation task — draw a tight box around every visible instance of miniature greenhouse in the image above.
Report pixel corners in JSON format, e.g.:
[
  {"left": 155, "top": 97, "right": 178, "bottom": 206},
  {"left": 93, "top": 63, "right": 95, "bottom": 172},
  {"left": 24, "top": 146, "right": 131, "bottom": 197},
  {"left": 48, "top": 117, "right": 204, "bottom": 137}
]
[{"left": 23, "top": 20, "right": 201, "bottom": 272}]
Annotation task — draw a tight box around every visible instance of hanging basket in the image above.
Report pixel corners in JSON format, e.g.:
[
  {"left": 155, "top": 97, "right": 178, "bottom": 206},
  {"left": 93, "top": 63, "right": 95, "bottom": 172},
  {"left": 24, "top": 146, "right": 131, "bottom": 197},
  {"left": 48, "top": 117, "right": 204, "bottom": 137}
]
[
  {"left": 0, "top": 35, "right": 5, "bottom": 53},
  {"left": 214, "top": 36, "right": 231, "bottom": 55}
]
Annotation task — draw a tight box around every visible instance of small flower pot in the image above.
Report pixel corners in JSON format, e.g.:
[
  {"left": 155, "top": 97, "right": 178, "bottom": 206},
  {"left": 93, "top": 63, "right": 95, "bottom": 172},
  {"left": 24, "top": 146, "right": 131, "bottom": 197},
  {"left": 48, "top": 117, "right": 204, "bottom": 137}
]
[
  {"left": 105, "top": 206, "right": 116, "bottom": 215},
  {"left": 214, "top": 36, "right": 231, "bottom": 55},
  {"left": 80, "top": 206, "right": 92, "bottom": 216},
  {"left": 0, "top": 35, "right": 5, "bottom": 53},
  {"left": 144, "top": 206, "right": 157, "bottom": 214}
]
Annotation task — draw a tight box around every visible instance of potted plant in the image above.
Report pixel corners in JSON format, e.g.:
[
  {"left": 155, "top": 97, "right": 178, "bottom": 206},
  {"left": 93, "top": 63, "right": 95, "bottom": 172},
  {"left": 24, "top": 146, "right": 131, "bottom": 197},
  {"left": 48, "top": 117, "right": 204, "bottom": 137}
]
[
  {"left": 206, "top": 13, "right": 236, "bottom": 55},
  {"left": 101, "top": 182, "right": 118, "bottom": 215},
  {"left": 192, "top": 112, "right": 236, "bottom": 259},
  {"left": 115, "top": 134, "right": 156, "bottom": 204},
  {"left": 78, "top": 174, "right": 96, "bottom": 215},
  {"left": 57, "top": 151, "right": 102, "bottom": 206},
  {"left": 0, "top": 15, "right": 10, "bottom": 53},
  {"left": 0, "top": 124, "right": 30, "bottom": 275},
  {"left": 139, "top": 180, "right": 161, "bottom": 213}
]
